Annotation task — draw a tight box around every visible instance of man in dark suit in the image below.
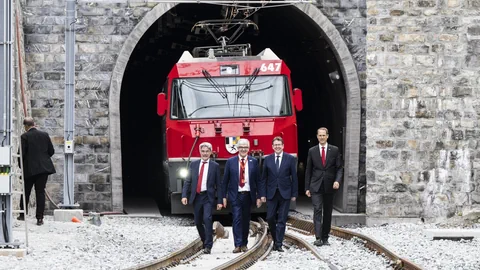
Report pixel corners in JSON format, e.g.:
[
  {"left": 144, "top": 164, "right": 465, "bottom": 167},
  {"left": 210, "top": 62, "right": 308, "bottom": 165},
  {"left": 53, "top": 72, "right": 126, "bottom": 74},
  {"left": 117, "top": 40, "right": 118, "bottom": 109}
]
[
  {"left": 181, "top": 142, "right": 222, "bottom": 254},
  {"left": 305, "top": 127, "right": 343, "bottom": 246},
  {"left": 259, "top": 136, "right": 298, "bottom": 252},
  {"left": 18, "top": 117, "right": 56, "bottom": 226},
  {"left": 222, "top": 138, "right": 260, "bottom": 253}
]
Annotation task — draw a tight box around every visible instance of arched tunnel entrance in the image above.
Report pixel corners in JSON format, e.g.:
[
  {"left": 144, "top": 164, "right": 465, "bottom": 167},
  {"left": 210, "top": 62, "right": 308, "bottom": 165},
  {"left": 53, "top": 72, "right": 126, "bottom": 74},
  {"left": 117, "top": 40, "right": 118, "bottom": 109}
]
[{"left": 117, "top": 4, "right": 358, "bottom": 213}]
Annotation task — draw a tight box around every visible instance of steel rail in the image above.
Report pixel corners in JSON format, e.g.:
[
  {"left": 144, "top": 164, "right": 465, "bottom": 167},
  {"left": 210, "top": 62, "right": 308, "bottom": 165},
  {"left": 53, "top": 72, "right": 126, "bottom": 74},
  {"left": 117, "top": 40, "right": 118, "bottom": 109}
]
[
  {"left": 128, "top": 221, "right": 226, "bottom": 270},
  {"left": 213, "top": 218, "right": 270, "bottom": 270},
  {"left": 283, "top": 232, "right": 338, "bottom": 270},
  {"left": 287, "top": 216, "right": 423, "bottom": 270}
]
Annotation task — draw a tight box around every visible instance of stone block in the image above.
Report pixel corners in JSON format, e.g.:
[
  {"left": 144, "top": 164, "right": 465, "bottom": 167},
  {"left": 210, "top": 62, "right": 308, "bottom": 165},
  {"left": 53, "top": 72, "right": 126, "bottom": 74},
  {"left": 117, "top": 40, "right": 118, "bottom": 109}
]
[
  {"left": 466, "top": 55, "right": 480, "bottom": 68},
  {"left": 0, "top": 249, "right": 26, "bottom": 258},
  {"left": 467, "top": 0, "right": 480, "bottom": 8},
  {"left": 340, "top": 0, "right": 358, "bottom": 8},
  {"left": 417, "top": 0, "right": 436, "bottom": 7},
  {"left": 447, "top": 0, "right": 461, "bottom": 7},
  {"left": 95, "top": 184, "right": 111, "bottom": 192},
  {"left": 453, "top": 87, "right": 473, "bottom": 97},
  {"left": 398, "top": 34, "right": 425, "bottom": 42},
  {"left": 424, "top": 229, "right": 480, "bottom": 240},
  {"left": 376, "top": 140, "right": 394, "bottom": 148},
  {"left": 53, "top": 209, "right": 84, "bottom": 222}
]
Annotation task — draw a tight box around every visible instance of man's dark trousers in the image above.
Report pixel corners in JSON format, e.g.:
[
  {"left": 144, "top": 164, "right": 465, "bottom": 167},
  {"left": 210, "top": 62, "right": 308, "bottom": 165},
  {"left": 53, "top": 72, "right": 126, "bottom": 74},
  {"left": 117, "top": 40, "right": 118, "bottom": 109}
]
[
  {"left": 231, "top": 192, "right": 252, "bottom": 248},
  {"left": 193, "top": 193, "right": 213, "bottom": 249},
  {"left": 267, "top": 189, "right": 290, "bottom": 248},
  {"left": 20, "top": 173, "right": 48, "bottom": 219},
  {"left": 311, "top": 183, "right": 334, "bottom": 241}
]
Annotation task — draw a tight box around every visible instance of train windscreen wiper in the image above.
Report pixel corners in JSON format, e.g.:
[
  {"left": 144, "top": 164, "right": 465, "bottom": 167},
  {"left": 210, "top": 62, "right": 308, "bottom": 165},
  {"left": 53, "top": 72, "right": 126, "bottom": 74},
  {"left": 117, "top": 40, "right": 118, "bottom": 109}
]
[
  {"left": 237, "top": 67, "right": 260, "bottom": 99},
  {"left": 202, "top": 70, "right": 228, "bottom": 99}
]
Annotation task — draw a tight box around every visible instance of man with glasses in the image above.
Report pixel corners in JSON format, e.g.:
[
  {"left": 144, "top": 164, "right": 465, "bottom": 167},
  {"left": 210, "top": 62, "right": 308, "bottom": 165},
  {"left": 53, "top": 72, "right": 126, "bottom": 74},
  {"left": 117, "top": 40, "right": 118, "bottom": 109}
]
[
  {"left": 305, "top": 127, "right": 343, "bottom": 246},
  {"left": 258, "top": 136, "right": 298, "bottom": 252},
  {"left": 222, "top": 138, "right": 260, "bottom": 253},
  {"left": 181, "top": 142, "right": 222, "bottom": 254}
]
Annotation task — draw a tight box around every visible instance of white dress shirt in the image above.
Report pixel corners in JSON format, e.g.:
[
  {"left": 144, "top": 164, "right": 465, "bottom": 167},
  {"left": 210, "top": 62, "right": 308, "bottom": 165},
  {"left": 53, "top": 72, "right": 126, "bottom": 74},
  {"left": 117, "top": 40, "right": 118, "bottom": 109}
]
[
  {"left": 238, "top": 156, "right": 250, "bottom": 192},
  {"left": 199, "top": 159, "right": 209, "bottom": 192}
]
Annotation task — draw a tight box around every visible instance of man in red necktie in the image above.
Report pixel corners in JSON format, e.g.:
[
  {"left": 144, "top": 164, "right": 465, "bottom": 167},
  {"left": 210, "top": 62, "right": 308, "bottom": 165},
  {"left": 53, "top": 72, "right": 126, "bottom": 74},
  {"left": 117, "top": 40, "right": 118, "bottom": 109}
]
[
  {"left": 305, "top": 127, "right": 343, "bottom": 246},
  {"left": 222, "top": 138, "right": 260, "bottom": 253},
  {"left": 181, "top": 142, "right": 222, "bottom": 254}
]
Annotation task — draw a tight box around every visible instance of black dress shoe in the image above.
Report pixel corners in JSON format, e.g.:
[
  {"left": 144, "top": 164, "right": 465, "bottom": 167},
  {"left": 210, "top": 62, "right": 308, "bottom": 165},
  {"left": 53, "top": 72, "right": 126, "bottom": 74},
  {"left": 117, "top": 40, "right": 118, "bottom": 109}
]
[
  {"left": 322, "top": 239, "right": 330, "bottom": 246},
  {"left": 17, "top": 215, "right": 25, "bottom": 221},
  {"left": 313, "top": 239, "right": 323, "bottom": 246},
  {"left": 204, "top": 248, "right": 211, "bottom": 254},
  {"left": 36, "top": 219, "right": 44, "bottom": 226},
  {"left": 276, "top": 246, "right": 284, "bottom": 252}
]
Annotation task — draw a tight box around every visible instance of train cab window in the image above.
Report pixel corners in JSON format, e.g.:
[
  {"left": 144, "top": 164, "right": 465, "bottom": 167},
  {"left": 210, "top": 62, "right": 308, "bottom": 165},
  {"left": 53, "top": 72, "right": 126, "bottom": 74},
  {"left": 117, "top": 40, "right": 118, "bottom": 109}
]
[
  {"left": 170, "top": 80, "right": 187, "bottom": 119},
  {"left": 170, "top": 75, "right": 292, "bottom": 120}
]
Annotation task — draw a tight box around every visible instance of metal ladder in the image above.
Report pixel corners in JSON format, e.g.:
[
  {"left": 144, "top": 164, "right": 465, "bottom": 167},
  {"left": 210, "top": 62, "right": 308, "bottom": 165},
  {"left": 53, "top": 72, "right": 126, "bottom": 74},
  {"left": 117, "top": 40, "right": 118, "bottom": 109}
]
[
  {"left": 8, "top": 8, "right": 30, "bottom": 245},
  {"left": 10, "top": 149, "right": 29, "bottom": 249}
]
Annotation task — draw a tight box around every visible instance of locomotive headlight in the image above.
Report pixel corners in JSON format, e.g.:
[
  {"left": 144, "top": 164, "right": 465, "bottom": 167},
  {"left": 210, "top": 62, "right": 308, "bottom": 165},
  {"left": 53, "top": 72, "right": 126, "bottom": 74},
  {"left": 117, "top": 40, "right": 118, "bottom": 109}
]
[{"left": 179, "top": 168, "right": 188, "bottom": 178}]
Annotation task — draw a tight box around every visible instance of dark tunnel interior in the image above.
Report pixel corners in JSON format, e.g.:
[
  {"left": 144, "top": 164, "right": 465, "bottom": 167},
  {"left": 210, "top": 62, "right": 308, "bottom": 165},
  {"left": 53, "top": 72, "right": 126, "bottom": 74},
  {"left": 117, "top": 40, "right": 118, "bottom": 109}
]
[{"left": 120, "top": 4, "right": 347, "bottom": 210}]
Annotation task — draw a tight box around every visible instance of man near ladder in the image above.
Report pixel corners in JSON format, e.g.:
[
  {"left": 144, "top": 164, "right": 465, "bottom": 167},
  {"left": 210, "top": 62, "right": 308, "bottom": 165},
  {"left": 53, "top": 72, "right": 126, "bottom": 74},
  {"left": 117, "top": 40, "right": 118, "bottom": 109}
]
[{"left": 17, "top": 117, "right": 56, "bottom": 226}]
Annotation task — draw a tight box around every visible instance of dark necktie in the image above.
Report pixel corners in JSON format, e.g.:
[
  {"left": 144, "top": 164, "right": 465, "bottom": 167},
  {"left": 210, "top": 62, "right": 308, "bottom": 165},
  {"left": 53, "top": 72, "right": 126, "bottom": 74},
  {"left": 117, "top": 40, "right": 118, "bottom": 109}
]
[
  {"left": 275, "top": 155, "right": 280, "bottom": 171},
  {"left": 239, "top": 158, "right": 245, "bottom": 188},
  {"left": 321, "top": 147, "right": 326, "bottom": 166},
  {"left": 196, "top": 161, "right": 207, "bottom": 194}
]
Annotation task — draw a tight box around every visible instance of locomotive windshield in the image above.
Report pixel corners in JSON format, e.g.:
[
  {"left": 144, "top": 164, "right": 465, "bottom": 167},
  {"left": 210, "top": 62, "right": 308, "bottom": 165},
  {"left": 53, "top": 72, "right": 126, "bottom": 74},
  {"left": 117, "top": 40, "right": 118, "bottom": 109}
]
[{"left": 170, "top": 75, "right": 292, "bottom": 119}]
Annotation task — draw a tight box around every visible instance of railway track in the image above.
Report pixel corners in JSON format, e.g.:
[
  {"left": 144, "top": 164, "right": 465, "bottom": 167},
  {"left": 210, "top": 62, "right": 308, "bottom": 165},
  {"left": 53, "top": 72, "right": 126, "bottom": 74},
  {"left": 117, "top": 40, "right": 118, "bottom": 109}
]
[
  {"left": 126, "top": 221, "right": 226, "bottom": 270},
  {"left": 128, "top": 217, "right": 337, "bottom": 270},
  {"left": 286, "top": 216, "right": 423, "bottom": 270},
  {"left": 282, "top": 232, "right": 339, "bottom": 270}
]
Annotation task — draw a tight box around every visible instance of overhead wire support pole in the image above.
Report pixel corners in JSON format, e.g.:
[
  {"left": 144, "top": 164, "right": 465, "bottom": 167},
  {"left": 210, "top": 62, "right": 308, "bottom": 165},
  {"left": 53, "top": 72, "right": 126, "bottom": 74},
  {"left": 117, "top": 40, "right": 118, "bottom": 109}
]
[
  {"left": 61, "top": 0, "right": 78, "bottom": 208},
  {"left": 0, "top": 0, "right": 16, "bottom": 248}
]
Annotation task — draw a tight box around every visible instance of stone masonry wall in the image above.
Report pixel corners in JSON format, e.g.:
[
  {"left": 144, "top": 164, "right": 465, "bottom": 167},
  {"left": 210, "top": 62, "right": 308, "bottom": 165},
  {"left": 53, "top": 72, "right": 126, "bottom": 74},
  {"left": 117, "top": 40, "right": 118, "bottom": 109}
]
[
  {"left": 22, "top": 0, "right": 366, "bottom": 212},
  {"left": 21, "top": 0, "right": 157, "bottom": 212},
  {"left": 316, "top": 0, "right": 368, "bottom": 213},
  {"left": 366, "top": 0, "right": 480, "bottom": 219}
]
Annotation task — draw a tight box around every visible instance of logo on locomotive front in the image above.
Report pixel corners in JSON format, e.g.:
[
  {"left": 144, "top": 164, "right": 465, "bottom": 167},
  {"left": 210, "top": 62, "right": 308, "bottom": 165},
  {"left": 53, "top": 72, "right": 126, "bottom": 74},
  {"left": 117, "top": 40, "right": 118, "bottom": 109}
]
[{"left": 225, "top": 136, "right": 241, "bottom": 154}]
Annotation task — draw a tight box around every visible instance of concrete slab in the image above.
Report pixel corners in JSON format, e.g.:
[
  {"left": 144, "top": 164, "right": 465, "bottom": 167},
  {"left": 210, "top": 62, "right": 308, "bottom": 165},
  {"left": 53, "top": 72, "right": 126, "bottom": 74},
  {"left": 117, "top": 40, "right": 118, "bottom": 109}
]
[
  {"left": 366, "top": 217, "right": 421, "bottom": 226},
  {"left": 53, "top": 209, "right": 84, "bottom": 222},
  {"left": 295, "top": 195, "right": 366, "bottom": 226},
  {"left": 424, "top": 229, "right": 480, "bottom": 240},
  {"left": 0, "top": 248, "right": 26, "bottom": 257}
]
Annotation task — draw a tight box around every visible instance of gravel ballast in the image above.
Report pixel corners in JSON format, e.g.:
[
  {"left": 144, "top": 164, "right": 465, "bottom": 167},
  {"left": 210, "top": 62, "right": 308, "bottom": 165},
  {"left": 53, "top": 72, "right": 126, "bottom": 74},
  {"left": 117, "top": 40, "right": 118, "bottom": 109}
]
[
  {"left": 1, "top": 216, "right": 197, "bottom": 270},
  {"left": 2, "top": 215, "right": 479, "bottom": 270}
]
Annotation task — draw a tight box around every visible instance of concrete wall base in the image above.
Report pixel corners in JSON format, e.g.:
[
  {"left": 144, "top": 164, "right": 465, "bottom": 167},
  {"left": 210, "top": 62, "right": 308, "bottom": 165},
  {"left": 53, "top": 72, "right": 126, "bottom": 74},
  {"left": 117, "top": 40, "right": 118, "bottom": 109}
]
[
  {"left": 366, "top": 217, "right": 422, "bottom": 226},
  {"left": 424, "top": 229, "right": 480, "bottom": 240},
  {"left": 53, "top": 209, "right": 84, "bottom": 222}
]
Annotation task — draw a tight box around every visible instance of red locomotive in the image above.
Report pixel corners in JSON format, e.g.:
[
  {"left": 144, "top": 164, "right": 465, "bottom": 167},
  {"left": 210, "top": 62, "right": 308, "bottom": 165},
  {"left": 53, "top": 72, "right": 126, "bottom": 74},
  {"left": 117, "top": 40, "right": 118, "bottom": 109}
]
[{"left": 157, "top": 20, "right": 303, "bottom": 213}]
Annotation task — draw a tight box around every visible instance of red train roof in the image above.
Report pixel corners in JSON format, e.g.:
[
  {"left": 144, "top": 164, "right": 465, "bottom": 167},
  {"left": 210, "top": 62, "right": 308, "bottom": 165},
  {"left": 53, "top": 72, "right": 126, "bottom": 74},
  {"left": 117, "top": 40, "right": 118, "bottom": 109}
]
[{"left": 168, "top": 48, "right": 291, "bottom": 78}]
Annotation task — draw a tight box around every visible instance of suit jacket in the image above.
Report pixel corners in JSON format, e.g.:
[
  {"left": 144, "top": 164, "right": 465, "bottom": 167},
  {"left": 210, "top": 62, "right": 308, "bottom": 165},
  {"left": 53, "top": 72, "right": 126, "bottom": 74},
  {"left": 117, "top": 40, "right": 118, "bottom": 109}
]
[
  {"left": 259, "top": 152, "right": 298, "bottom": 200},
  {"left": 222, "top": 155, "right": 260, "bottom": 205},
  {"left": 305, "top": 144, "right": 343, "bottom": 194},
  {"left": 20, "top": 128, "right": 56, "bottom": 179},
  {"left": 181, "top": 159, "right": 222, "bottom": 205}
]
